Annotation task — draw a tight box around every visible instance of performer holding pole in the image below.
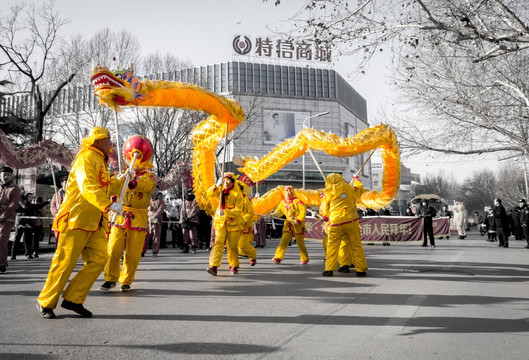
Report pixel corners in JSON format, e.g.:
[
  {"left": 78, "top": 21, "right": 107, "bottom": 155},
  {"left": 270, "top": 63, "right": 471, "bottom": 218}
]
[
  {"left": 100, "top": 135, "right": 156, "bottom": 292},
  {"left": 206, "top": 124, "right": 245, "bottom": 276}
]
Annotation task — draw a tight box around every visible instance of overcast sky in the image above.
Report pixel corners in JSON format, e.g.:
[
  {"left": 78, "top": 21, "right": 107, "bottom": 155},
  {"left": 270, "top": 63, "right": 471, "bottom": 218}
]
[{"left": 4, "top": 0, "right": 502, "bottom": 180}]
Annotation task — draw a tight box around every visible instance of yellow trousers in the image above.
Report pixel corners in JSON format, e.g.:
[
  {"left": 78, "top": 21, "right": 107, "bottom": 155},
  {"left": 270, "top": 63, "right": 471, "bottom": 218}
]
[
  {"left": 238, "top": 230, "right": 256, "bottom": 260},
  {"left": 274, "top": 231, "right": 309, "bottom": 263},
  {"left": 104, "top": 226, "right": 145, "bottom": 285},
  {"left": 325, "top": 221, "right": 367, "bottom": 272},
  {"left": 37, "top": 227, "right": 108, "bottom": 309},
  {"left": 209, "top": 227, "right": 241, "bottom": 268}
]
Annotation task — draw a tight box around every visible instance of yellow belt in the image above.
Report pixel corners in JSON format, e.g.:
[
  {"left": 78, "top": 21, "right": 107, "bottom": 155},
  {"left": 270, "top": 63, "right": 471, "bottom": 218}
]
[{"left": 123, "top": 206, "right": 148, "bottom": 213}]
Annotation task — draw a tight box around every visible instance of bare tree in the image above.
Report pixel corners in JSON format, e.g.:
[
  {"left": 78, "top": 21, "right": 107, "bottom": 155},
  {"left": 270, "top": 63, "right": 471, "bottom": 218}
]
[
  {"left": 459, "top": 169, "right": 497, "bottom": 213},
  {"left": 495, "top": 163, "right": 526, "bottom": 206},
  {"left": 389, "top": 42, "right": 529, "bottom": 160},
  {"left": 0, "top": 0, "right": 77, "bottom": 143},
  {"left": 412, "top": 171, "right": 460, "bottom": 200},
  {"left": 44, "top": 29, "right": 143, "bottom": 148},
  {"left": 277, "top": 0, "right": 529, "bottom": 67}
]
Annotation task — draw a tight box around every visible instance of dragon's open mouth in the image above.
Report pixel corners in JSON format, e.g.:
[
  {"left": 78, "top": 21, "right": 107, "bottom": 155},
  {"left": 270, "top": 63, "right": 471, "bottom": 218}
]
[{"left": 90, "top": 71, "right": 124, "bottom": 91}]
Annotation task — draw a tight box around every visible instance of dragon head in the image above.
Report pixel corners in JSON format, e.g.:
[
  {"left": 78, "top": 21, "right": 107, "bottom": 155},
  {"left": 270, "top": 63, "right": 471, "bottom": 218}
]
[{"left": 90, "top": 65, "right": 144, "bottom": 108}]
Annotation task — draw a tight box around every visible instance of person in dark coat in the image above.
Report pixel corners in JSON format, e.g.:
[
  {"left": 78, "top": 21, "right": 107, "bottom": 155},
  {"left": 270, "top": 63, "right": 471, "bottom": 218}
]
[
  {"left": 418, "top": 200, "right": 437, "bottom": 247},
  {"left": 518, "top": 199, "right": 529, "bottom": 249},
  {"left": 485, "top": 208, "right": 497, "bottom": 242},
  {"left": 510, "top": 207, "right": 522, "bottom": 240},
  {"left": 494, "top": 198, "right": 509, "bottom": 248}
]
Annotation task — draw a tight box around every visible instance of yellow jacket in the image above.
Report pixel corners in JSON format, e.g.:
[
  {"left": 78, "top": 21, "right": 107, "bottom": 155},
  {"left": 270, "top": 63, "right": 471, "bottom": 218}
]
[
  {"left": 114, "top": 170, "right": 157, "bottom": 231},
  {"left": 53, "top": 146, "right": 120, "bottom": 233},
  {"left": 241, "top": 193, "right": 255, "bottom": 233},
  {"left": 208, "top": 184, "right": 244, "bottom": 232},
  {"left": 320, "top": 173, "right": 364, "bottom": 226},
  {"left": 272, "top": 196, "right": 306, "bottom": 234}
]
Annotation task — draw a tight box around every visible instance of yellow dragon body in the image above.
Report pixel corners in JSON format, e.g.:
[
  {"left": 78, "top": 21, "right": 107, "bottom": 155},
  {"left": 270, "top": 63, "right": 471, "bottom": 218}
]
[{"left": 90, "top": 65, "right": 401, "bottom": 217}]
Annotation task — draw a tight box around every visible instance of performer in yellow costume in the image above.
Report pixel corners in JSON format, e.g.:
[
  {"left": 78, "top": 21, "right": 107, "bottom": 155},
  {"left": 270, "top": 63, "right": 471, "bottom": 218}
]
[
  {"left": 36, "top": 127, "right": 123, "bottom": 318},
  {"left": 100, "top": 135, "right": 156, "bottom": 292},
  {"left": 271, "top": 186, "right": 309, "bottom": 265},
  {"left": 320, "top": 173, "right": 366, "bottom": 277},
  {"left": 206, "top": 172, "right": 244, "bottom": 276},
  {"left": 237, "top": 181, "right": 257, "bottom": 267}
]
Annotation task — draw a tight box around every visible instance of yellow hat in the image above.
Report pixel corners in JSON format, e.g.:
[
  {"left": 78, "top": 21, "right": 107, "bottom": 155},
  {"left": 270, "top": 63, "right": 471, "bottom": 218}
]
[{"left": 81, "top": 127, "right": 109, "bottom": 147}]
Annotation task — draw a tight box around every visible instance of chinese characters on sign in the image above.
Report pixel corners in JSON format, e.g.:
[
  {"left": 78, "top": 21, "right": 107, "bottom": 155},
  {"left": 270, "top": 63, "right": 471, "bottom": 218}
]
[
  {"left": 304, "top": 216, "right": 451, "bottom": 242},
  {"left": 233, "top": 35, "right": 332, "bottom": 63}
]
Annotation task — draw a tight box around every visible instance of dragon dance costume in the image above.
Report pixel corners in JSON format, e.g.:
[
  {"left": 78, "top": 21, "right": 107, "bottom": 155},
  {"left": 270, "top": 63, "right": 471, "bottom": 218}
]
[
  {"left": 104, "top": 169, "right": 156, "bottom": 289},
  {"left": 37, "top": 127, "right": 121, "bottom": 310},
  {"left": 272, "top": 186, "right": 309, "bottom": 264},
  {"left": 320, "top": 173, "right": 367, "bottom": 275},
  {"left": 237, "top": 183, "right": 257, "bottom": 265},
  {"left": 207, "top": 173, "right": 244, "bottom": 275}
]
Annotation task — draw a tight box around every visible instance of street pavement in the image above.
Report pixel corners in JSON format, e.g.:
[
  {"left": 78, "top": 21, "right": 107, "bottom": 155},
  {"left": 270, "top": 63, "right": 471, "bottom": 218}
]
[{"left": 1, "top": 231, "right": 529, "bottom": 360}]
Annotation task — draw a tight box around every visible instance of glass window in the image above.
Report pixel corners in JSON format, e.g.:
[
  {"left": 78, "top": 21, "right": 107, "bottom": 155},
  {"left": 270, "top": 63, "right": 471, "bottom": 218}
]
[
  {"left": 275, "top": 65, "right": 281, "bottom": 94},
  {"left": 302, "top": 68, "right": 309, "bottom": 96},
  {"left": 221, "top": 63, "right": 227, "bottom": 92},
  {"left": 229, "top": 62, "right": 237, "bottom": 92},
  {"left": 239, "top": 63, "right": 246, "bottom": 92},
  {"left": 268, "top": 65, "right": 274, "bottom": 94},
  {"left": 281, "top": 66, "right": 288, "bottom": 95},
  {"left": 261, "top": 65, "right": 267, "bottom": 93},
  {"left": 253, "top": 63, "right": 260, "bottom": 93},
  {"left": 316, "top": 69, "right": 322, "bottom": 97},
  {"left": 246, "top": 63, "right": 253, "bottom": 92},
  {"left": 295, "top": 68, "right": 302, "bottom": 96},
  {"left": 323, "top": 70, "right": 329, "bottom": 98},
  {"left": 289, "top": 66, "right": 295, "bottom": 95},
  {"left": 329, "top": 71, "right": 335, "bottom": 98},
  {"left": 309, "top": 68, "right": 316, "bottom": 97}
]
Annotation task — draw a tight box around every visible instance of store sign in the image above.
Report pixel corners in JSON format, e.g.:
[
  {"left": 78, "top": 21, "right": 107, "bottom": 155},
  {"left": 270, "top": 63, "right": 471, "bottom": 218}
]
[{"left": 232, "top": 35, "right": 332, "bottom": 63}]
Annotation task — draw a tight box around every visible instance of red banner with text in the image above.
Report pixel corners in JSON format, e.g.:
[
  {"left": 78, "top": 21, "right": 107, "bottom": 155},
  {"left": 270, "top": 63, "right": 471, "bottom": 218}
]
[{"left": 304, "top": 216, "right": 451, "bottom": 242}]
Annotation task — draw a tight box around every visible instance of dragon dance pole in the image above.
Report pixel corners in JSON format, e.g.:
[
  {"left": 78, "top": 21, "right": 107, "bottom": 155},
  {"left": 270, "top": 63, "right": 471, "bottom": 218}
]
[
  {"left": 306, "top": 147, "right": 326, "bottom": 182},
  {"left": 217, "top": 123, "right": 229, "bottom": 213},
  {"left": 111, "top": 152, "right": 140, "bottom": 224},
  {"left": 350, "top": 149, "right": 376, "bottom": 185},
  {"left": 113, "top": 103, "right": 122, "bottom": 172}
]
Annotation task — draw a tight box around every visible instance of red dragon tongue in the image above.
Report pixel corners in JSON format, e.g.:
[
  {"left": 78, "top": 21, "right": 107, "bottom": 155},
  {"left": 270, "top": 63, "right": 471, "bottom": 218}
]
[{"left": 91, "top": 73, "right": 124, "bottom": 91}]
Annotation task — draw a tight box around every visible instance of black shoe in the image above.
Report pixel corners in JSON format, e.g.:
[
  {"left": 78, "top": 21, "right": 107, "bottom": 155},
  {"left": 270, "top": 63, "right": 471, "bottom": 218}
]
[
  {"left": 10, "top": 255, "right": 16, "bottom": 260},
  {"left": 100, "top": 281, "right": 116, "bottom": 291},
  {"left": 322, "top": 270, "right": 333, "bottom": 277},
  {"left": 26, "top": 254, "right": 33, "bottom": 259},
  {"left": 525, "top": 245, "right": 529, "bottom": 249},
  {"left": 33, "top": 253, "right": 39, "bottom": 258},
  {"left": 355, "top": 271, "right": 367, "bottom": 277},
  {"left": 61, "top": 299, "right": 92, "bottom": 318},
  {"left": 0, "top": 265, "right": 6, "bottom": 273},
  {"left": 421, "top": 244, "right": 427, "bottom": 247},
  {"left": 121, "top": 284, "right": 131, "bottom": 292},
  {"left": 180, "top": 249, "right": 189, "bottom": 254},
  {"left": 36, "top": 303, "right": 56, "bottom": 319},
  {"left": 337, "top": 265, "right": 350, "bottom": 273}
]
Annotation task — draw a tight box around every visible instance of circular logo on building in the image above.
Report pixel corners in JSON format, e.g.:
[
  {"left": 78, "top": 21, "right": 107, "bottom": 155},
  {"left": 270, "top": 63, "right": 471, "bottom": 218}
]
[
  {"left": 340, "top": 193, "right": 347, "bottom": 199},
  {"left": 233, "top": 35, "right": 252, "bottom": 55}
]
